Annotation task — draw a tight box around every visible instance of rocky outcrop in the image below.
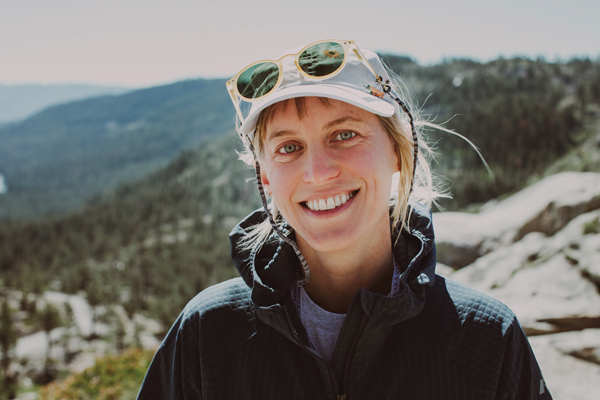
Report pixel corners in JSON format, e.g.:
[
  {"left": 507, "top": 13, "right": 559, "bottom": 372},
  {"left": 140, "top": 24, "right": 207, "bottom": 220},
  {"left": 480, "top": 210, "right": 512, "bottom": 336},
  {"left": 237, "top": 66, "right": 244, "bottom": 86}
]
[
  {"left": 13, "top": 292, "right": 161, "bottom": 388},
  {"left": 436, "top": 172, "right": 600, "bottom": 400},
  {"left": 434, "top": 172, "right": 600, "bottom": 267},
  {"left": 529, "top": 329, "right": 600, "bottom": 400}
]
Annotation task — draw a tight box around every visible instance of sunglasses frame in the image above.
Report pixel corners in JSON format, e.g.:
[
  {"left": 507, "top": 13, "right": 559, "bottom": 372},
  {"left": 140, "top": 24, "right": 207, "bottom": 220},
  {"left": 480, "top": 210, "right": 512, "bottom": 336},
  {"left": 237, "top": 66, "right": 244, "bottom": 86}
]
[{"left": 226, "top": 39, "right": 381, "bottom": 126}]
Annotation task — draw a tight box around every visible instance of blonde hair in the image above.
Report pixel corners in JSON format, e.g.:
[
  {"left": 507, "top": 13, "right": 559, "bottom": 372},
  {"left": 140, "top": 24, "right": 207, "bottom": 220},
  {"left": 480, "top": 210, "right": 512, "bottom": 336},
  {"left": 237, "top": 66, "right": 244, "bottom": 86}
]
[{"left": 237, "top": 68, "right": 448, "bottom": 251}]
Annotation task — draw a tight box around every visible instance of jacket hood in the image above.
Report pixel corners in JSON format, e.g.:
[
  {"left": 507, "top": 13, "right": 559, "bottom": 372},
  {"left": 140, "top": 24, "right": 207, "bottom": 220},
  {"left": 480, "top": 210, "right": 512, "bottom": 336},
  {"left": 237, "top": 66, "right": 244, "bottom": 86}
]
[{"left": 229, "top": 201, "right": 437, "bottom": 311}]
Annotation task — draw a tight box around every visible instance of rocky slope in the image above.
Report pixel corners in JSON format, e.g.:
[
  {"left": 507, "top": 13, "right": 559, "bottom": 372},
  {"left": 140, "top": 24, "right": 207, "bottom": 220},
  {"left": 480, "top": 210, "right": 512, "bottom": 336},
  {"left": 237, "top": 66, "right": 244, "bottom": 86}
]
[
  {"left": 11, "top": 292, "right": 161, "bottom": 399},
  {"left": 435, "top": 172, "right": 600, "bottom": 400}
]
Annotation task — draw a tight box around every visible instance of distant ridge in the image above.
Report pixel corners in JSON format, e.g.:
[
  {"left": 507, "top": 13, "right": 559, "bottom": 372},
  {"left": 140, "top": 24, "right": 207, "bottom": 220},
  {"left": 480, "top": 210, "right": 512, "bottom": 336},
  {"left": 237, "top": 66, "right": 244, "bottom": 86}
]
[{"left": 0, "top": 83, "right": 132, "bottom": 123}]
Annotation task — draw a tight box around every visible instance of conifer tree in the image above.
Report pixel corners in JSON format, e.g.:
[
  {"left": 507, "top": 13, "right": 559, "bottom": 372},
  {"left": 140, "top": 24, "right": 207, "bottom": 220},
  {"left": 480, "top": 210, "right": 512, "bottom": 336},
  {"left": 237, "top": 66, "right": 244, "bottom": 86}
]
[
  {"left": 0, "top": 299, "right": 17, "bottom": 399},
  {"left": 85, "top": 279, "right": 104, "bottom": 339},
  {"left": 39, "top": 302, "right": 62, "bottom": 383}
]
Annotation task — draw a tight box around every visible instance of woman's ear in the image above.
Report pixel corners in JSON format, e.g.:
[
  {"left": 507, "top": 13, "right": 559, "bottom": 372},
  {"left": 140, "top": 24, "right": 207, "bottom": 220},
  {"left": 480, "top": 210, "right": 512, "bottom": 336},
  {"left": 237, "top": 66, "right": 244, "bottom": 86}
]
[{"left": 259, "top": 165, "right": 271, "bottom": 195}]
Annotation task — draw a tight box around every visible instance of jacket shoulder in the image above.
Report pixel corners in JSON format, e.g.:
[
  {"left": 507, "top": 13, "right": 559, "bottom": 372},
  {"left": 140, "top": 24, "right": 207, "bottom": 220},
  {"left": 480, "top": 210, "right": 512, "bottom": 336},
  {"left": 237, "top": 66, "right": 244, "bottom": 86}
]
[
  {"left": 416, "top": 275, "right": 549, "bottom": 398},
  {"left": 137, "top": 278, "right": 255, "bottom": 400},
  {"left": 180, "top": 277, "right": 252, "bottom": 322},
  {"left": 435, "top": 275, "right": 516, "bottom": 332}
]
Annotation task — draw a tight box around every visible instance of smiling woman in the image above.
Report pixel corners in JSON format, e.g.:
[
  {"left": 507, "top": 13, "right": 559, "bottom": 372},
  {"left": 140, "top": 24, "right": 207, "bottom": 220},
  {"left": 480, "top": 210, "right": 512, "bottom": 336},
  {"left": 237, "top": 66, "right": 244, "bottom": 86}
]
[
  {"left": 257, "top": 98, "right": 400, "bottom": 312},
  {"left": 137, "top": 40, "right": 552, "bottom": 399}
]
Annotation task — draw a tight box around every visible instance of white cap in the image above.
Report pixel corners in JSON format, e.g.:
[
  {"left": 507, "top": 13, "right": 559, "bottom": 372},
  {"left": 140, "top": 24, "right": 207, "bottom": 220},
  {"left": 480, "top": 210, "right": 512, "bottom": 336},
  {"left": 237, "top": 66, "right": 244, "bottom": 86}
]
[{"left": 238, "top": 46, "right": 400, "bottom": 140}]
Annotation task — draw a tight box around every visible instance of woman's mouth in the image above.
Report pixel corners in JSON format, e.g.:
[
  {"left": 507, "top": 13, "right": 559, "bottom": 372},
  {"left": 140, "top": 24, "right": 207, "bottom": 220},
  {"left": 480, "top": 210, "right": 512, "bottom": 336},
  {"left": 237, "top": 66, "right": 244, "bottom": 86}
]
[{"left": 303, "top": 190, "right": 358, "bottom": 211}]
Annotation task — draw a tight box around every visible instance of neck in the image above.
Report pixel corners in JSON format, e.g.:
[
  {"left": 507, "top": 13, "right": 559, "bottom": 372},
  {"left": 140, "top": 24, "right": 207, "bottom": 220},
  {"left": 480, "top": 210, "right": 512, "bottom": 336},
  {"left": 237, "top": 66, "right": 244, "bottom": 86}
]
[{"left": 298, "top": 231, "right": 394, "bottom": 314}]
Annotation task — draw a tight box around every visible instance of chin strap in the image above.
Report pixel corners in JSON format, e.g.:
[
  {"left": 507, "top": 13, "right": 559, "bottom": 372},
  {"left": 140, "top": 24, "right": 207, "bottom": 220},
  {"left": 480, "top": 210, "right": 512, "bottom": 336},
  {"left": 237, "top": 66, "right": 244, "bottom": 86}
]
[
  {"left": 248, "top": 141, "right": 310, "bottom": 286},
  {"left": 376, "top": 78, "right": 419, "bottom": 196}
]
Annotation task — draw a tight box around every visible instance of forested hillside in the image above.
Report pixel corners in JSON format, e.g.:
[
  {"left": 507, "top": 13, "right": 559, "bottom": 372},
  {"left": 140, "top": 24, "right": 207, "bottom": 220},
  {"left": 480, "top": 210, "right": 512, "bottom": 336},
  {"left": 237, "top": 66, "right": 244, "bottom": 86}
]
[
  {"left": 0, "top": 133, "right": 259, "bottom": 330},
  {"left": 0, "top": 132, "right": 261, "bottom": 395},
  {"left": 382, "top": 55, "right": 600, "bottom": 206},
  {"left": 0, "top": 79, "right": 232, "bottom": 219}
]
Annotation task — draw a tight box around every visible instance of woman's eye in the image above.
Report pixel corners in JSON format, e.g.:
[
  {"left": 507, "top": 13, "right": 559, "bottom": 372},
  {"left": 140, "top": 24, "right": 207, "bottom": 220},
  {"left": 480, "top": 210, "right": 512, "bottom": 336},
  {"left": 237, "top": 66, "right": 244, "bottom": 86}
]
[
  {"left": 336, "top": 131, "right": 356, "bottom": 141},
  {"left": 278, "top": 143, "right": 298, "bottom": 154}
]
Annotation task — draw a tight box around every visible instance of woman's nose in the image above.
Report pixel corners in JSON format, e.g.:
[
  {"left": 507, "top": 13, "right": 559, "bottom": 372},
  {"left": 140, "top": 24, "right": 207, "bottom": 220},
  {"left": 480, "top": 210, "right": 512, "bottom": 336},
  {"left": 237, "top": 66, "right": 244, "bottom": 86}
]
[{"left": 302, "top": 146, "right": 340, "bottom": 184}]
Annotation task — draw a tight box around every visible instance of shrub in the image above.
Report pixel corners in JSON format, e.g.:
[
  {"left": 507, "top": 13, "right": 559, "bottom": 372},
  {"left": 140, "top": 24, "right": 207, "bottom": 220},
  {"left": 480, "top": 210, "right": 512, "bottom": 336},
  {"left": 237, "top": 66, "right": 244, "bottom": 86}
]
[{"left": 38, "top": 348, "right": 155, "bottom": 400}]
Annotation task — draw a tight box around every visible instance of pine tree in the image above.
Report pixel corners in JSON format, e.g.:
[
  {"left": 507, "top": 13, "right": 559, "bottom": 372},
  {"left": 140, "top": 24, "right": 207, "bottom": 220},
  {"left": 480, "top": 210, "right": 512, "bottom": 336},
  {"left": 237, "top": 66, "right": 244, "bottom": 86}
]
[
  {"left": 39, "top": 302, "right": 62, "bottom": 383},
  {"left": 85, "top": 279, "right": 104, "bottom": 339},
  {"left": 0, "top": 299, "right": 17, "bottom": 399}
]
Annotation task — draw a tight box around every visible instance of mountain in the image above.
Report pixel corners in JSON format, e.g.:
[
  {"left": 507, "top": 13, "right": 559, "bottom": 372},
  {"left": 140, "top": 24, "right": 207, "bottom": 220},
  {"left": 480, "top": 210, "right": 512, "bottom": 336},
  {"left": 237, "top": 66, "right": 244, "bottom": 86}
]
[
  {"left": 1, "top": 56, "right": 599, "bottom": 222},
  {"left": 0, "top": 78, "right": 233, "bottom": 219},
  {"left": 0, "top": 83, "right": 131, "bottom": 124}
]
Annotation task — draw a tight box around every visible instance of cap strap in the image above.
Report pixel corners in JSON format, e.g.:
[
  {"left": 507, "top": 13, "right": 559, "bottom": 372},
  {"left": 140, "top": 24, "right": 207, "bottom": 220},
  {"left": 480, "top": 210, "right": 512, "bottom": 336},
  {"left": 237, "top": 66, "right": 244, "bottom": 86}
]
[
  {"left": 248, "top": 141, "right": 310, "bottom": 286},
  {"left": 378, "top": 79, "right": 418, "bottom": 196}
]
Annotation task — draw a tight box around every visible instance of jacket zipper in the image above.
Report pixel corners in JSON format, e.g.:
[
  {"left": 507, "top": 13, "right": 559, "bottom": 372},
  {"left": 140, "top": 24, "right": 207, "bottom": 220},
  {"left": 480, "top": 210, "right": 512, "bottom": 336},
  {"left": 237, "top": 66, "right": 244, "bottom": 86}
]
[
  {"left": 283, "top": 305, "right": 342, "bottom": 399},
  {"left": 338, "top": 312, "right": 368, "bottom": 400},
  {"left": 284, "top": 304, "right": 369, "bottom": 400}
]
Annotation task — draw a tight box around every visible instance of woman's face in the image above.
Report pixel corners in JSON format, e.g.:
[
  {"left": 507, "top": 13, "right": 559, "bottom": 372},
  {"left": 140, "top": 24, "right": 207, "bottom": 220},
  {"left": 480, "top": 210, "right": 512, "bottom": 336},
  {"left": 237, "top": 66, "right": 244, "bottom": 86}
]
[{"left": 260, "top": 97, "right": 399, "bottom": 254}]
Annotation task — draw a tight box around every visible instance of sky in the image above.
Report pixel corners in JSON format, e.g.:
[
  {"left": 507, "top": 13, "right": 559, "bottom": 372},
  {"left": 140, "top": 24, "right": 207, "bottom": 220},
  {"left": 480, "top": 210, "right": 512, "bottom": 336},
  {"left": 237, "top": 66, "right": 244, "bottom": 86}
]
[{"left": 2, "top": 0, "right": 599, "bottom": 88}]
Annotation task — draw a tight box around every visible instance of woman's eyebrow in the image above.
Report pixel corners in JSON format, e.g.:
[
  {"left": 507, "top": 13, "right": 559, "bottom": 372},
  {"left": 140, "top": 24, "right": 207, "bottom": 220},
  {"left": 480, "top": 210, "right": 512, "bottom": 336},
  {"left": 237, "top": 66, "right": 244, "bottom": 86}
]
[
  {"left": 322, "top": 116, "right": 362, "bottom": 130},
  {"left": 266, "top": 116, "right": 362, "bottom": 141},
  {"left": 266, "top": 129, "right": 297, "bottom": 142}
]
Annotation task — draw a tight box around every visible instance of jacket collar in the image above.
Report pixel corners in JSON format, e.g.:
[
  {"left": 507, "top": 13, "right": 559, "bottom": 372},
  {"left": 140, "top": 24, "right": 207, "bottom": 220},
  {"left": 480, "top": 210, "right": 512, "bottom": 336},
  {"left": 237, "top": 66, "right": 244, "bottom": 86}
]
[{"left": 229, "top": 201, "right": 436, "bottom": 314}]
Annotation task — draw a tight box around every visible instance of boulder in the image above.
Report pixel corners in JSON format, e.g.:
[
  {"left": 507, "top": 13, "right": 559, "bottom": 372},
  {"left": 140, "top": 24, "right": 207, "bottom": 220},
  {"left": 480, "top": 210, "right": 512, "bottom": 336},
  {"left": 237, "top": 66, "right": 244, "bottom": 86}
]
[
  {"left": 14, "top": 291, "right": 161, "bottom": 384},
  {"left": 450, "top": 210, "right": 600, "bottom": 335},
  {"left": 434, "top": 172, "right": 600, "bottom": 267},
  {"left": 446, "top": 207, "right": 600, "bottom": 398}
]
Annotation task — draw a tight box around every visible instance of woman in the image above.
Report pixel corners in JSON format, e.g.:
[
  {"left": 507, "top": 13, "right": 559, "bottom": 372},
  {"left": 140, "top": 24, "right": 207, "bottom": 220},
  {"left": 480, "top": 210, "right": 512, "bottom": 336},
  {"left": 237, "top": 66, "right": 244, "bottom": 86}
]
[{"left": 137, "top": 40, "right": 551, "bottom": 399}]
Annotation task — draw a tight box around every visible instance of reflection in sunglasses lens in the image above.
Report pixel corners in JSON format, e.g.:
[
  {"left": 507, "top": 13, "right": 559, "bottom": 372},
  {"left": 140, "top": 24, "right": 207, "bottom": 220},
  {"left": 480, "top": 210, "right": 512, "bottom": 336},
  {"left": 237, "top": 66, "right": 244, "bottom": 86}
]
[
  {"left": 299, "top": 42, "right": 345, "bottom": 77},
  {"left": 237, "top": 62, "right": 280, "bottom": 99}
]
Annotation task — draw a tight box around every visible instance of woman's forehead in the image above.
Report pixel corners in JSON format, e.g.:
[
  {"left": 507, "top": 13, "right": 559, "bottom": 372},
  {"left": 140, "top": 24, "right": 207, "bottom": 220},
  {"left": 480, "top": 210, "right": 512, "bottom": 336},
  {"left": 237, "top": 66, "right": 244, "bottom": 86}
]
[
  {"left": 265, "top": 98, "right": 374, "bottom": 135},
  {"left": 268, "top": 97, "right": 368, "bottom": 123}
]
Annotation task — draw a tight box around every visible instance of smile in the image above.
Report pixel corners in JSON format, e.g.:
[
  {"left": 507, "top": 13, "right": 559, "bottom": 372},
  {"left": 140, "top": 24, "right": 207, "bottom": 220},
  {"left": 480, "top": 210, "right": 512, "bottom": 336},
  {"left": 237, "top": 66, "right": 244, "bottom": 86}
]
[{"left": 303, "top": 190, "right": 357, "bottom": 211}]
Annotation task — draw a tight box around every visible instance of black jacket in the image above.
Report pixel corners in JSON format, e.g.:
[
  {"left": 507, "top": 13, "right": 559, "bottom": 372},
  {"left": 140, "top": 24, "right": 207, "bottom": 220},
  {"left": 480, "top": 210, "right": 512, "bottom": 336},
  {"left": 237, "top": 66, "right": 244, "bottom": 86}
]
[{"left": 137, "top": 203, "right": 551, "bottom": 399}]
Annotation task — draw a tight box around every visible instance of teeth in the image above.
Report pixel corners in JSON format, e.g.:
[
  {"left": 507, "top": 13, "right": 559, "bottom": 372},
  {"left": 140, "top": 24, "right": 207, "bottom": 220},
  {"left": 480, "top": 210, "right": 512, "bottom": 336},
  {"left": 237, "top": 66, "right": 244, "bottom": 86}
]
[{"left": 305, "top": 192, "right": 354, "bottom": 211}]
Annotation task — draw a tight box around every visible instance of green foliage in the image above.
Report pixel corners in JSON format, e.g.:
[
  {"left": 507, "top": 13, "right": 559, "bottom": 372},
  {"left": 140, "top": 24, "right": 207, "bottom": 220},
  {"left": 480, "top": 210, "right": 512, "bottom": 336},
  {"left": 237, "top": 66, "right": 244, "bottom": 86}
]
[
  {"left": 40, "top": 303, "right": 62, "bottom": 336},
  {"left": 381, "top": 55, "right": 600, "bottom": 208},
  {"left": 0, "top": 300, "right": 17, "bottom": 399},
  {"left": 0, "top": 300, "right": 16, "bottom": 371},
  {"left": 38, "top": 303, "right": 63, "bottom": 383},
  {"left": 38, "top": 348, "right": 155, "bottom": 400},
  {"left": 583, "top": 217, "right": 600, "bottom": 235}
]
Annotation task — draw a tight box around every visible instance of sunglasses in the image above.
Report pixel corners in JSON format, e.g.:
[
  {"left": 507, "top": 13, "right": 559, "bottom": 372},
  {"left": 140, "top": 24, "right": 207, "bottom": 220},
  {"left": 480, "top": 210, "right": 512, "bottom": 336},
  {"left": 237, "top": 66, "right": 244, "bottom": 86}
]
[{"left": 226, "top": 39, "right": 381, "bottom": 124}]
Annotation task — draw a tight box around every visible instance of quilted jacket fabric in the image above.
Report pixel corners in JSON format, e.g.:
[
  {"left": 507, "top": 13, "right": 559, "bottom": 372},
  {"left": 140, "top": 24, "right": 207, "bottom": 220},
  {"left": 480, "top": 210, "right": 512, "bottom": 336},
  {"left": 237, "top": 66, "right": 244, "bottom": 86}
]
[{"left": 137, "top": 203, "right": 552, "bottom": 399}]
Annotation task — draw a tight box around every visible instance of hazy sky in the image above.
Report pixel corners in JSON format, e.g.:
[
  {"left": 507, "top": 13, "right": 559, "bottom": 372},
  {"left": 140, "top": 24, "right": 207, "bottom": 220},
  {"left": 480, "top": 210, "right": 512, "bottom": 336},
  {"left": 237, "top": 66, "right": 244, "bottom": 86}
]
[{"left": 2, "top": 0, "right": 598, "bottom": 88}]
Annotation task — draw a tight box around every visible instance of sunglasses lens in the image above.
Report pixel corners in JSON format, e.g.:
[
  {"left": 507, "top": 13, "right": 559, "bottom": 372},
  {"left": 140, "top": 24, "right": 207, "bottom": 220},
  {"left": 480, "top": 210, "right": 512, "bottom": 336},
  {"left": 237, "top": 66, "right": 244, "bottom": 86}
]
[
  {"left": 299, "top": 42, "right": 345, "bottom": 77},
  {"left": 237, "top": 62, "right": 280, "bottom": 100}
]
